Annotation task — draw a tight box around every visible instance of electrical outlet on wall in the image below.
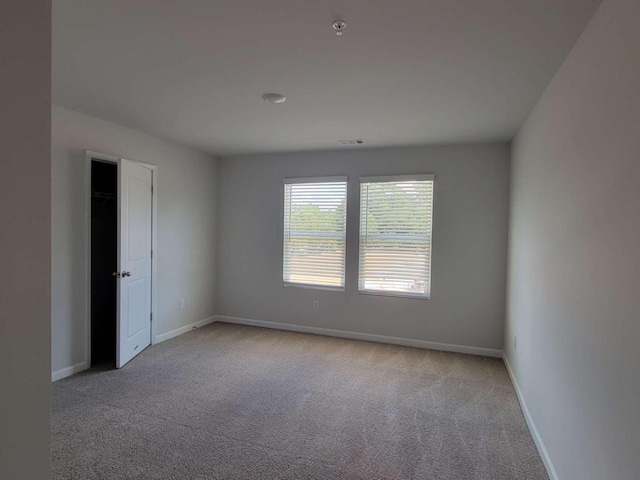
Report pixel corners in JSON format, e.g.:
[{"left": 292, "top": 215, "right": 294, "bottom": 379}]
[
  {"left": 312, "top": 300, "right": 319, "bottom": 310},
  {"left": 179, "top": 298, "right": 185, "bottom": 309}
]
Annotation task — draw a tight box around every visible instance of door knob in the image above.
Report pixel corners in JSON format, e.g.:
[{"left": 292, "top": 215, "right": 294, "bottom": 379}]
[
  {"left": 112, "top": 271, "right": 132, "bottom": 278},
  {"left": 122, "top": 271, "right": 132, "bottom": 277}
]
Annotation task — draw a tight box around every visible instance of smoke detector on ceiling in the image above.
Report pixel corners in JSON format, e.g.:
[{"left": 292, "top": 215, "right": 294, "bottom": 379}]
[
  {"left": 332, "top": 20, "right": 347, "bottom": 36},
  {"left": 337, "top": 139, "right": 364, "bottom": 145},
  {"left": 261, "top": 93, "right": 287, "bottom": 104}
]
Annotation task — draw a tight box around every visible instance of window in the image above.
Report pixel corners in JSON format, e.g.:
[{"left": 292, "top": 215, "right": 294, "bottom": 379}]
[
  {"left": 359, "top": 175, "right": 434, "bottom": 298},
  {"left": 283, "top": 177, "right": 347, "bottom": 289}
]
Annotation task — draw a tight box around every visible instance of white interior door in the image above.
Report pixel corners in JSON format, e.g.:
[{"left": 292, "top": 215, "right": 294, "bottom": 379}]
[{"left": 117, "top": 158, "right": 153, "bottom": 368}]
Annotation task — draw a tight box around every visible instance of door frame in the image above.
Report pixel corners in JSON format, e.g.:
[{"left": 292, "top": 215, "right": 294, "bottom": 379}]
[{"left": 85, "top": 150, "right": 158, "bottom": 368}]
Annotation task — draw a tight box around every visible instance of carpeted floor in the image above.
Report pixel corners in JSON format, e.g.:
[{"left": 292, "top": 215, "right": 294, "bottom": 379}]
[{"left": 52, "top": 322, "right": 548, "bottom": 479}]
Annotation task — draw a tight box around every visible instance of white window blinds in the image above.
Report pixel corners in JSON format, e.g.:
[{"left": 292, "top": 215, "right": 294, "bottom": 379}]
[
  {"left": 283, "top": 177, "right": 347, "bottom": 289},
  {"left": 359, "top": 175, "right": 434, "bottom": 298}
]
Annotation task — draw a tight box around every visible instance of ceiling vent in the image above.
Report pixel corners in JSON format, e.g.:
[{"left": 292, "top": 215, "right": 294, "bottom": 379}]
[{"left": 337, "top": 139, "right": 364, "bottom": 145}]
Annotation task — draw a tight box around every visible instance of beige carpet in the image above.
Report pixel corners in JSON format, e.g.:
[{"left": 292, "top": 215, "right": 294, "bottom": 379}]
[{"left": 52, "top": 322, "right": 548, "bottom": 479}]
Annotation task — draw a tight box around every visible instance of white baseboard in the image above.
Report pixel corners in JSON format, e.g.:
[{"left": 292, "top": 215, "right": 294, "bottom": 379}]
[
  {"left": 154, "top": 316, "right": 217, "bottom": 344},
  {"left": 52, "top": 316, "right": 217, "bottom": 382},
  {"left": 503, "top": 354, "right": 558, "bottom": 480},
  {"left": 214, "top": 315, "right": 502, "bottom": 358},
  {"left": 52, "top": 361, "right": 89, "bottom": 382}
]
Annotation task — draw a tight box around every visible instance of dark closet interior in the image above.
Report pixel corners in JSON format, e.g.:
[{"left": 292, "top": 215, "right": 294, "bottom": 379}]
[{"left": 91, "top": 160, "right": 117, "bottom": 367}]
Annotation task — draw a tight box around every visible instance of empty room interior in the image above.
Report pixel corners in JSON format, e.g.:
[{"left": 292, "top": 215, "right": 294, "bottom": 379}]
[{"left": 1, "top": 0, "right": 639, "bottom": 479}]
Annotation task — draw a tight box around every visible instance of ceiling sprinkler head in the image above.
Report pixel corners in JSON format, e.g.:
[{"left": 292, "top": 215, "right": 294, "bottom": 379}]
[{"left": 332, "top": 20, "right": 347, "bottom": 36}]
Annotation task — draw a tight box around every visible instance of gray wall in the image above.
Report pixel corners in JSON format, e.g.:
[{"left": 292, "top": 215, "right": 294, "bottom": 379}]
[
  {"left": 52, "top": 105, "right": 219, "bottom": 376},
  {"left": 217, "top": 144, "right": 510, "bottom": 350},
  {"left": 0, "top": 0, "right": 52, "bottom": 478},
  {"left": 505, "top": 0, "right": 640, "bottom": 478}
]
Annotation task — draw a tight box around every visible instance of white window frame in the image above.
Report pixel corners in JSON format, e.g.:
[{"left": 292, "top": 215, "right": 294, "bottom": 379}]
[
  {"left": 283, "top": 176, "right": 348, "bottom": 291},
  {"left": 358, "top": 174, "right": 434, "bottom": 299}
]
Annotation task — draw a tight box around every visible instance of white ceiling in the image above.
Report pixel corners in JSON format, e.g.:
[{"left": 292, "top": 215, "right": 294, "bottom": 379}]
[{"left": 53, "top": 0, "right": 601, "bottom": 156}]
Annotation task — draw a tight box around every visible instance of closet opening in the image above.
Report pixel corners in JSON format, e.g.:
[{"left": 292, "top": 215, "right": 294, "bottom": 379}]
[{"left": 90, "top": 159, "right": 117, "bottom": 368}]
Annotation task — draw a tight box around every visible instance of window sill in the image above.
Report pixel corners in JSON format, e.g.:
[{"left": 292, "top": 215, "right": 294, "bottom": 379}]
[
  {"left": 358, "top": 289, "right": 430, "bottom": 300},
  {"left": 283, "top": 282, "right": 345, "bottom": 292}
]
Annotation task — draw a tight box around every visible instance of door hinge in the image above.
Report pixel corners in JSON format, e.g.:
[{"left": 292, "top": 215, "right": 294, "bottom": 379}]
[
  {"left": 151, "top": 249, "right": 153, "bottom": 258},
  {"left": 150, "top": 313, "right": 153, "bottom": 322},
  {"left": 151, "top": 185, "right": 154, "bottom": 195}
]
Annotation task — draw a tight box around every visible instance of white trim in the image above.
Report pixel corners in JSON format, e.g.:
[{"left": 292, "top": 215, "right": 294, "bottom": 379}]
[
  {"left": 214, "top": 315, "right": 502, "bottom": 357},
  {"left": 358, "top": 289, "right": 430, "bottom": 300},
  {"left": 86, "top": 150, "right": 119, "bottom": 164},
  {"left": 359, "top": 174, "right": 434, "bottom": 183},
  {"left": 51, "top": 314, "right": 216, "bottom": 382},
  {"left": 154, "top": 316, "right": 217, "bottom": 344},
  {"left": 503, "top": 354, "right": 559, "bottom": 480},
  {"left": 52, "top": 362, "right": 88, "bottom": 382},
  {"left": 283, "top": 176, "right": 347, "bottom": 184},
  {"left": 283, "top": 282, "right": 345, "bottom": 292}
]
